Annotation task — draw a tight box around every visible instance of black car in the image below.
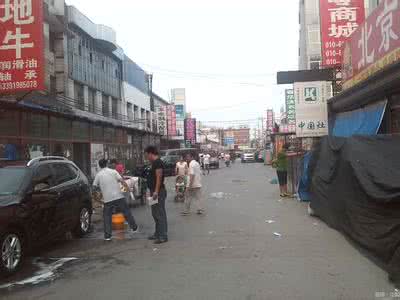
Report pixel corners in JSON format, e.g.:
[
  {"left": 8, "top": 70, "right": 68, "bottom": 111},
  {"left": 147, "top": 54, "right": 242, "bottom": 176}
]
[{"left": 0, "top": 157, "right": 92, "bottom": 276}]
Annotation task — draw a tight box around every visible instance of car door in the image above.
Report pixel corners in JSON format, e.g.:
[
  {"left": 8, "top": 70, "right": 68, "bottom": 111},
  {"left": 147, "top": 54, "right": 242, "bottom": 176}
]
[
  {"left": 50, "top": 163, "right": 79, "bottom": 233},
  {"left": 25, "top": 164, "right": 58, "bottom": 244}
]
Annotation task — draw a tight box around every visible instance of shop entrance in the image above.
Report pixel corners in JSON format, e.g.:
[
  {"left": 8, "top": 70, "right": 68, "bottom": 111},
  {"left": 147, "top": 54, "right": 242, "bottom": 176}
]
[{"left": 73, "top": 143, "right": 90, "bottom": 177}]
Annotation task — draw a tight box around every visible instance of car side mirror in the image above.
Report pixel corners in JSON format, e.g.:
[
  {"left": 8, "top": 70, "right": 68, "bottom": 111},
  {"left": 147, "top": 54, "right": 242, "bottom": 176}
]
[{"left": 33, "top": 182, "right": 50, "bottom": 193}]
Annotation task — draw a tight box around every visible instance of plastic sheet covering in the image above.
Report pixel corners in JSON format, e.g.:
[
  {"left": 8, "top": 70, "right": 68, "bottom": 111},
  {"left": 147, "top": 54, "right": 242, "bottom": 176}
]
[
  {"left": 309, "top": 135, "right": 400, "bottom": 283},
  {"left": 297, "top": 152, "right": 312, "bottom": 202},
  {"left": 332, "top": 100, "right": 387, "bottom": 137}
]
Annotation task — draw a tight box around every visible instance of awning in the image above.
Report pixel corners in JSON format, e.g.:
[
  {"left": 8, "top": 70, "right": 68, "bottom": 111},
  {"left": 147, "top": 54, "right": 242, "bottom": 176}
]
[{"left": 332, "top": 100, "right": 387, "bottom": 137}]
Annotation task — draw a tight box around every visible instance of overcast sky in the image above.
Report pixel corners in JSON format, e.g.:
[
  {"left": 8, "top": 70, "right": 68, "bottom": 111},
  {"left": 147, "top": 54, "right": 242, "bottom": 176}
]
[{"left": 66, "top": 0, "right": 299, "bottom": 128}]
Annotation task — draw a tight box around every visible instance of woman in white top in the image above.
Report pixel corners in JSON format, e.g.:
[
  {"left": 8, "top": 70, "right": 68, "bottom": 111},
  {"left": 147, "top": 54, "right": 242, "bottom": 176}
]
[{"left": 175, "top": 157, "right": 188, "bottom": 176}]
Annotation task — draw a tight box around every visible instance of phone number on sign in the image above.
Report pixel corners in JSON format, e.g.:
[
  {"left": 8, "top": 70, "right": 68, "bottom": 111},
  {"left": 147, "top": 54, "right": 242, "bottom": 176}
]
[{"left": 0, "top": 81, "right": 38, "bottom": 90}]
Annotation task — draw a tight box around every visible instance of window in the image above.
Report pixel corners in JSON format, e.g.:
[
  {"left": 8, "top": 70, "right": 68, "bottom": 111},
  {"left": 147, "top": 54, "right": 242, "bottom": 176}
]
[
  {"left": 89, "top": 53, "right": 93, "bottom": 64},
  {"left": 0, "top": 168, "right": 27, "bottom": 195},
  {"left": 22, "top": 113, "right": 49, "bottom": 138},
  {"left": 88, "top": 88, "right": 95, "bottom": 113},
  {"left": 78, "top": 44, "right": 82, "bottom": 56},
  {"left": 127, "top": 103, "right": 133, "bottom": 121},
  {"left": 74, "top": 82, "right": 84, "bottom": 110},
  {"left": 309, "top": 60, "right": 321, "bottom": 70},
  {"left": 102, "top": 95, "right": 109, "bottom": 117},
  {"left": 50, "top": 117, "right": 71, "bottom": 140},
  {"left": 52, "top": 163, "right": 77, "bottom": 185},
  {"left": 102, "top": 60, "right": 105, "bottom": 70},
  {"left": 72, "top": 121, "right": 90, "bottom": 141},
  {"left": 33, "top": 165, "right": 53, "bottom": 187}
]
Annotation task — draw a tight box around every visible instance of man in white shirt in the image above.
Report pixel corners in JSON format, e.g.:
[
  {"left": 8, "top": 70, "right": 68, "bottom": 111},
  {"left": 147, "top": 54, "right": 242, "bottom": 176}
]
[
  {"left": 93, "top": 159, "right": 139, "bottom": 241},
  {"left": 203, "top": 153, "right": 211, "bottom": 175},
  {"left": 182, "top": 153, "right": 204, "bottom": 215}
]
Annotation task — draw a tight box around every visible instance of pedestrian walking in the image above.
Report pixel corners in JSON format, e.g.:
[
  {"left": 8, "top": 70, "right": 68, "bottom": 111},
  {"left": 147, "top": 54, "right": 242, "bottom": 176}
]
[
  {"left": 93, "top": 159, "right": 139, "bottom": 241},
  {"left": 145, "top": 146, "right": 168, "bottom": 244},
  {"left": 182, "top": 153, "right": 204, "bottom": 216},
  {"left": 175, "top": 156, "right": 188, "bottom": 177},
  {"left": 272, "top": 144, "right": 289, "bottom": 197},
  {"left": 203, "top": 153, "right": 211, "bottom": 175},
  {"left": 224, "top": 153, "right": 231, "bottom": 167}
]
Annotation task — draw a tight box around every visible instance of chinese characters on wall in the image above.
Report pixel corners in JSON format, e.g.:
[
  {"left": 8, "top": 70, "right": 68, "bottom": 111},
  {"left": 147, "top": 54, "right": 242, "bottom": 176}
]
[
  {"left": 0, "top": 0, "right": 45, "bottom": 93},
  {"left": 157, "top": 106, "right": 167, "bottom": 136},
  {"left": 285, "top": 89, "right": 296, "bottom": 133},
  {"left": 294, "top": 81, "right": 332, "bottom": 137},
  {"left": 266, "top": 109, "right": 274, "bottom": 134},
  {"left": 166, "top": 105, "right": 176, "bottom": 137},
  {"left": 343, "top": 0, "right": 400, "bottom": 89},
  {"left": 320, "top": 0, "right": 365, "bottom": 67}
]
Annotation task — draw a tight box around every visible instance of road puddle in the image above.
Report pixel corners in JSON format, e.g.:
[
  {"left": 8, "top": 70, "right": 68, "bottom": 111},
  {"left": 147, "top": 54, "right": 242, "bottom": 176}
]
[{"left": 0, "top": 257, "right": 77, "bottom": 290}]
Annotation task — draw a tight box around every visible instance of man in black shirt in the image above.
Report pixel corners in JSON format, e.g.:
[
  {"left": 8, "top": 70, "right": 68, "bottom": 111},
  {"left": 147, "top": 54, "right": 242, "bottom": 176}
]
[{"left": 144, "top": 146, "right": 168, "bottom": 244}]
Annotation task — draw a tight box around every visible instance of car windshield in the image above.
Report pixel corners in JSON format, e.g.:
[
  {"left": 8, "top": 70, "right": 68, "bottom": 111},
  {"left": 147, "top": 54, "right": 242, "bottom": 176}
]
[{"left": 0, "top": 168, "right": 27, "bottom": 196}]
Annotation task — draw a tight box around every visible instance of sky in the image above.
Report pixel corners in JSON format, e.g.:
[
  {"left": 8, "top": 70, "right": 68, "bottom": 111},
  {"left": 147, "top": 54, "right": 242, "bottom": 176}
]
[{"left": 66, "top": 0, "right": 299, "bottom": 128}]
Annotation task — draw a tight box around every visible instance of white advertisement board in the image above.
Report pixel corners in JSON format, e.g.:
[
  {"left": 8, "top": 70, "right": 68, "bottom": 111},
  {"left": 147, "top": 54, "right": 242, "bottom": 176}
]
[{"left": 294, "top": 81, "right": 332, "bottom": 137}]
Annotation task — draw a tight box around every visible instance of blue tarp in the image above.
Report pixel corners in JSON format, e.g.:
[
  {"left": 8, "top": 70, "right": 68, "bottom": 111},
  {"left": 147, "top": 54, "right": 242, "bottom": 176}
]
[
  {"left": 332, "top": 100, "right": 387, "bottom": 137},
  {"left": 298, "top": 152, "right": 312, "bottom": 202}
]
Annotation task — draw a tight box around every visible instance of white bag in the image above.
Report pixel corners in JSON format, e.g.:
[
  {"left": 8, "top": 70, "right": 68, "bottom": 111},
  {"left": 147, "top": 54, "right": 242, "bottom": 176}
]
[{"left": 147, "top": 196, "right": 159, "bottom": 206}]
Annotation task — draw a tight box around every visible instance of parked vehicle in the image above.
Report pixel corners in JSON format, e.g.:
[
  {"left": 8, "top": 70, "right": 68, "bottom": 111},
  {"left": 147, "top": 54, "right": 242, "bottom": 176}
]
[
  {"left": 160, "top": 148, "right": 200, "bottom": 161},
  {"left": 0, "top": 157, "right": 93, "bottom": 276},
  {"left": 209, "top": 157, "right": 220, "bottom": 169},
  {"left": 241, "top": 150, "right": 256, "bottom": 163},
  {"left": 161, "top": 155, "right": 181, "bottom": 176}
]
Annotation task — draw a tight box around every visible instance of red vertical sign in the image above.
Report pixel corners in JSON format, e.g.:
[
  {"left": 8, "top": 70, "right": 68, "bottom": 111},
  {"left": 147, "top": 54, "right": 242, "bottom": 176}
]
[
  {"left": 184, "top": 118, "right": 197, "bottom": 145},
  {"left": 167, "top": 105, "right": 176, "bottom": 137},
  {"left": 320, "top": 0, "right": 365, "bottom": 67},
  {"left": 0, "top": 0, "right": 45, "bottom": 93},
  {"left": 343, "top": 0, "right": 400, "bottom": 89}
]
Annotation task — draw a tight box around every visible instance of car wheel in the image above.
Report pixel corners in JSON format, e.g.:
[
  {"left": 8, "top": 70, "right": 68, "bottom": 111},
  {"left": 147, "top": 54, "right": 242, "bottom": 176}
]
[
  {"left": 74, "top": 206, "right": 92, "bottom": 237},
  {"left": 0, "top": 231, "right": 23, "bottom": 276}
]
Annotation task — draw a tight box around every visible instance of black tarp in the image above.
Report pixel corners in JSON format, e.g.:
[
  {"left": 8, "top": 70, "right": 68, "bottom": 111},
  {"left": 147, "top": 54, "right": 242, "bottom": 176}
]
[{"left": 309, "top": 135, "right": 400, "bottom": 283}]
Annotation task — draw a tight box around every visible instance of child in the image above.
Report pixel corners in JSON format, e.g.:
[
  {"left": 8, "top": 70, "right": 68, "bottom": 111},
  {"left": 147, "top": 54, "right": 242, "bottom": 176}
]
[{"left": 175, "top": 175, "right": 186, "bottom": 202}]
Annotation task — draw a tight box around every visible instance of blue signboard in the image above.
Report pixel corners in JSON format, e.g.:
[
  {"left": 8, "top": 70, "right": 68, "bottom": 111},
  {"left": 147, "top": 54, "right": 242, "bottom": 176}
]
[{"left": 224, "top": 137, "right": 235, "bottom": 146}]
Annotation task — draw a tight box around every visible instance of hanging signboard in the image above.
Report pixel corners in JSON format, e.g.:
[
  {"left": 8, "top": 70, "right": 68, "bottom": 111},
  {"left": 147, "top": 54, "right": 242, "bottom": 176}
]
[
  {"left": 184, "top": 118, "right": 196, "bottom": 145},
  {"left": 266, "top": 109, "right": 274, "bottom": 134},
  {"left": 0, "top": 0, "right": 45, "bottom": 93},
  {"left": 320, "top": 0, "right": 365, "bottom": 67},
  {"left": 157, "top": 106, "right": 167, "bottom": 136},
  {"left": 294, "top": 81, "right": 332, "bottom": 137},
  {"left": 285, "top": 89, "right": 296, "bottom": 133},
  {"left": 342, "top": 0, "right": 400, "bottom": 89},
  {"left": 166, "top": 105, "right": 176, "bottom": 137}
]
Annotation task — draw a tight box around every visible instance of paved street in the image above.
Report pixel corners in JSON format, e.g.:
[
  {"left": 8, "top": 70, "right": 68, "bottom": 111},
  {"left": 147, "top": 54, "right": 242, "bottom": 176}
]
[{"left": 1, "top": 162, "right": 394, "bottom": 300}]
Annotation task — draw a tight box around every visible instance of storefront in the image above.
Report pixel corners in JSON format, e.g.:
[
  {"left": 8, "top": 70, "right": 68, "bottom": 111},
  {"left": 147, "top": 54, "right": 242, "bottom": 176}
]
[{"left": 0, "top": 106, "right": 160, "bottom": 179}]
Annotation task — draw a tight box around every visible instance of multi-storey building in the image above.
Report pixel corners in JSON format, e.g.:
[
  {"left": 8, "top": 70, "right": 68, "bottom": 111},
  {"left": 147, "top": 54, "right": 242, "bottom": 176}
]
[
  {"left": 224, "top": 128, "right": 250, "bottom": 149},
  {"left": 0, "top": 1, "right": 163, "bottom": 178}
]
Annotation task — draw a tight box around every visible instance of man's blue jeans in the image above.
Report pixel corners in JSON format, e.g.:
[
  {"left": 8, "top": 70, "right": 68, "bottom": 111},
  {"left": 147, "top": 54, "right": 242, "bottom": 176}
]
[
  {"left": 103, "top": 198, "right": 137, "bottom": 239},
  {"left": 151, "top": 188, "right": 168, "bottom": 240}
]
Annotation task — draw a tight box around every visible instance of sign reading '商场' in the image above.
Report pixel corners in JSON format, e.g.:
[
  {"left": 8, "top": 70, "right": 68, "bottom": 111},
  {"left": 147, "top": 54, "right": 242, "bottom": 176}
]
[
  {"left": 0, "top": 0, "right": 45, "bottom": 94},
  {"left": 320, "top": 0, "right": 365, "bottom": 67}
]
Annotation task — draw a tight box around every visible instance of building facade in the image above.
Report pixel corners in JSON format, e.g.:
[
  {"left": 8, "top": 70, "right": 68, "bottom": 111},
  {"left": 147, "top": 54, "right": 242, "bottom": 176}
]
[
  {"left": 0, "top": 1, "right": 162, "bottom": 178},
  {"left": 170, "top": 88, "right": 186, "bottom": 145},
  {"left": 224, "top": 128, "right": 250, "bottom": 149}
]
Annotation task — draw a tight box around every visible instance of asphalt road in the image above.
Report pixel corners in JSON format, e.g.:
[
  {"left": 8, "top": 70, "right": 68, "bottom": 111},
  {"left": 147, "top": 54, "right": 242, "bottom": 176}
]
[{"left": 1, "top": 162, "right": 395, "bottom": 300}]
